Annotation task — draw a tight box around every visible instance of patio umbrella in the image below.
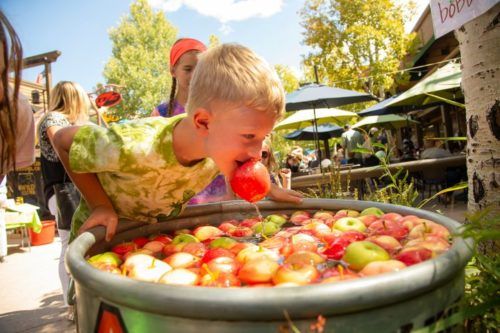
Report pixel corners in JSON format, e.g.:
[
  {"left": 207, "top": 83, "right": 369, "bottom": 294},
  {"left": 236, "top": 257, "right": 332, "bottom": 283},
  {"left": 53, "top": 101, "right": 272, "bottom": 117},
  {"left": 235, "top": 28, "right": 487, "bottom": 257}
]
[
  {"left": 352, "top": 114, "right": 419, "bottom": 130},
  {"left": 285, "top": 83, "right": 376, "bottom": 111},
  {"left": 285, "top": 83, "right": 376, "bottom": 160},
  {"left": 358, "top": 95, "right": 443, "bottom": 117},
  {"left": 284, "top": 124, "right": 343, "bottom": 159},
  {"left": 274, "top": 108, "right": 357, "bottom": 131},
  {"left": 386, "top": 62, "right": 463, "bottom": 108}
]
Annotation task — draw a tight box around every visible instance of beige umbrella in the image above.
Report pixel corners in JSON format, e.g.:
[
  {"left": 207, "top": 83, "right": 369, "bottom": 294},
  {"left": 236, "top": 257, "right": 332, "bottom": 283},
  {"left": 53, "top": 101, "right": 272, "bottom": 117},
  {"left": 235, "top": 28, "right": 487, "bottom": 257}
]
[{"left": 274, "top": 108, "right": 358, "bottom": 131}]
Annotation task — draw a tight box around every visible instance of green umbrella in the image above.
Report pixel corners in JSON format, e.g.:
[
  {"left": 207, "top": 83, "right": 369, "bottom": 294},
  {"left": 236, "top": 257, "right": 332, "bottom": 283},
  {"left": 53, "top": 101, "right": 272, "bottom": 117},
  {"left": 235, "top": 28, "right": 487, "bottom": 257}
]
[
  {"left": 387, "top": 62, "right": 463, "bottom": 108},
  {"left": 274, "top": 108, "right": 357, "bottom": 131},
  {"left": 352, "top": 114, "right": 419, "bottom": 130}
]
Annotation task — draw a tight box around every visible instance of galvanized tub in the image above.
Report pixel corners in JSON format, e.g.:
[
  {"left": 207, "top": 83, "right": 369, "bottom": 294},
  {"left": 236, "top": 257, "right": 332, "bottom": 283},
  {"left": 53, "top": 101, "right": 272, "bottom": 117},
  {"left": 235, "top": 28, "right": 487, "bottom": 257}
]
[{"left": 66, "top": 199, "right": 473, "bottom": 332}]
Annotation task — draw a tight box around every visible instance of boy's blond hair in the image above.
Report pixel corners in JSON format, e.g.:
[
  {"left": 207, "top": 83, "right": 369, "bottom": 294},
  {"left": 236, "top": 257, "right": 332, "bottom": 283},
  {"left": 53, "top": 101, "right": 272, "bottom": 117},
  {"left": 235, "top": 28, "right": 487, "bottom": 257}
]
[{"left": 186, "top": 43, "right": 285, "bottom": 118}]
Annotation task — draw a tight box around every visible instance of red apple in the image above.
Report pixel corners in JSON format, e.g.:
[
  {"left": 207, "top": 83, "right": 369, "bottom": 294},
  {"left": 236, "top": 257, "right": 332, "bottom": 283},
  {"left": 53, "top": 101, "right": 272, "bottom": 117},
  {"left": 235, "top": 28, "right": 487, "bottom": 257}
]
[
  {"left": 142, "top": 240, "right": 166, "bottom": 254},
  {"left": 289, "top": 211, "right": 311, "bottom": 225},
  {"left": 367, "top": 219, "right": 409, "bottom": 241},
  {"left": 284, "top": 251, "right": 325, "bottom": 266},
  {"left": 149, "top": 234, "right": 172, "bottom": 245},
  {"left": 381, "top": 213, "right": 403, "bottom": 221},
  {"left": 273, "top": 263, "right": 319, "bottom": 285},
  {"left": 201, "top": 248, "right": 235, "bottom": 264},
  {"left": 230, "top": 159, "right": 271, "bottom": 202},
  {"left": 163, "top": 252, "right": 199, "bottom": 268},
  {"left": 408, "top": 220, "right": 450, "bottom": 240},
  {"left": 193, "top": 225, "right": 225, "bottom": 241},
  {"left": 200, "top": 272, "right": 241, "bottom": 287},
  {"left": 313, "top": 210, "right": 335, "bottom": 221},
  {"left": 238, "top": 258, "right": 280, "bottom": 284},
  {"left": 358, "top": 215, "right": 380, "bottom": 227},
  {"left": 239, "top": 218, "right": 261, "bottom": 228},
  {"left": 158, "top": 268, "right": 200, "bottom": 286},
  {"left": 132, "top": 237, "right": 150, "bottom": 248},
  {"left": 111, "top": 242, "right": 137, "bottom": 256},
  {"left": 228, "top": 226, "right": 254, "bottom": 238},
  {"left": 218, "top": 221, "right": 238, "bottom": 233},
  {"left": 404, "top": 236, "right": 450, "bottom": 255},
  {"left": 359, "top": 260, "right": 406, "bottom": 276},
  {"left": 201, "top": 256, "right": 240, "bottom": 275},
  {"left": 366, "top": 235, "right": 402, "bottom": 254},
  {"left": 321, "top": 237, "right": 350, "bottom": 260},
  {"left": 181, "top": 242, "right": 207, "bottom": 258},
  {"left": 395, "top": 248, "right": 433, "bottom": 266},
  {"left": 123, "top": 248, "right": 154, "bottom": 261}
]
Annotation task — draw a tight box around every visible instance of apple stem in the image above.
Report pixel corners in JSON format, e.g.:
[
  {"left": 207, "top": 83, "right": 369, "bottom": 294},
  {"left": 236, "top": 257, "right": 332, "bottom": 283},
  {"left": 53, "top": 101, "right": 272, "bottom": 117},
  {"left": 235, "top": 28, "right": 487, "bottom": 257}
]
[{"left": 337, "top": 264, "right": 344, "bottom": 279}]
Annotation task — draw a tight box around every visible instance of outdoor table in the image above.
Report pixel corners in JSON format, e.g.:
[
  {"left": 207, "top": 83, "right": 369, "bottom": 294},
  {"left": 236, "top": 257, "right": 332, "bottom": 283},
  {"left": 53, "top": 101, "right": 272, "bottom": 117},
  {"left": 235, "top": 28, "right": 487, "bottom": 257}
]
[
  {"left": 291, "top": 155, "right": 466, "bottom": 191},
  {"left": 0, "top": 201, "right": 41, "bottom": 261}
]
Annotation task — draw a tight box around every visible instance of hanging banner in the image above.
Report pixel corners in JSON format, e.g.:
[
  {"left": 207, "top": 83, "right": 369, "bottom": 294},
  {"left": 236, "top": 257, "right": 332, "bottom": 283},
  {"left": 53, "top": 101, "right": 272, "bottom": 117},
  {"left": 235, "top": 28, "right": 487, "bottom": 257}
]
[{"left": 430, "top": 0, "right": 499, "bottom": 38}]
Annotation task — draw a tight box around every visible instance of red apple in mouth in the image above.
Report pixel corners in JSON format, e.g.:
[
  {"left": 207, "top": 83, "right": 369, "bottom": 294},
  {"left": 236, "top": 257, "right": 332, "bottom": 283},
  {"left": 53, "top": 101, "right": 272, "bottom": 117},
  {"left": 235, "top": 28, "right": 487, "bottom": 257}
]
[{"left": 230, "top": 159, "right": 271, "bottom": 202}]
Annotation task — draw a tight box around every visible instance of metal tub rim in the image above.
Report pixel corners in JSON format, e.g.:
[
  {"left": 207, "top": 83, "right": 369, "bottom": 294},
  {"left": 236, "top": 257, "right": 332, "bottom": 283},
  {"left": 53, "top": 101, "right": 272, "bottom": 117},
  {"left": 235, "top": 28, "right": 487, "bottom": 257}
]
[{"left": 66, "top": 199, "right": 473, "bottom": 321}]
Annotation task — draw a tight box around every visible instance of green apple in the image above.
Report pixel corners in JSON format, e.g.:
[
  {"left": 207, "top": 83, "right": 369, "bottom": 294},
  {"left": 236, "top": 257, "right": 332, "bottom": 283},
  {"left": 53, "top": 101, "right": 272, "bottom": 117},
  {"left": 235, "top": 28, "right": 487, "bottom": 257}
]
[
  {"left": 342, "top": 241, "right": 390, "bottom": 271},
  {"left": 360, "top": 207, "right": 384, "bottom": 217},
  {"left": 252, "top": 221, "right": 281, "bottom": 237},
  {"left": 209, "top": 237, "right": 237, "bottom": 249},
  {"left": 172, "top": 234, "right": 199, "bottom": 245},
  {"left": 333, "top": 217, "right": 367, "bottom": 232},
  {"left": 264, "top": 214, "right": 287, "bottom": 227},
  {"left": 88, "top": 252, "right": 122, "bottom": 267}
]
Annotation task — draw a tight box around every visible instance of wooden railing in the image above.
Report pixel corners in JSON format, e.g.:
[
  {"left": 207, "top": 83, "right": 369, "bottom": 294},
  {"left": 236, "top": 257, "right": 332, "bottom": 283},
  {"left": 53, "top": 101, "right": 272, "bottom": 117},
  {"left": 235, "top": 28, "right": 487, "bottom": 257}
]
[{"left": 291, "top": 155, "right": 466, "bottom": 190}]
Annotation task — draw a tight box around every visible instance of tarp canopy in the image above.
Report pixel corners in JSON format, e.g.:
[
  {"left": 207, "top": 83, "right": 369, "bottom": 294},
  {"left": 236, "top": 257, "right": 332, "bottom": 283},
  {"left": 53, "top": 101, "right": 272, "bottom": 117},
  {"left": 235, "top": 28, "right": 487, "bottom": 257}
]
[
  {"left": 387, "top": 62, "right": 463, "bottom": 107},
  {"left": 285, "top": 83, "right": 376, "bottom": 111},
  {"left": 274, "top": 108, "right": 357, "bottom": 131},
  {"left": 352, "top": 114, "right": 419, "bottom": 130}
]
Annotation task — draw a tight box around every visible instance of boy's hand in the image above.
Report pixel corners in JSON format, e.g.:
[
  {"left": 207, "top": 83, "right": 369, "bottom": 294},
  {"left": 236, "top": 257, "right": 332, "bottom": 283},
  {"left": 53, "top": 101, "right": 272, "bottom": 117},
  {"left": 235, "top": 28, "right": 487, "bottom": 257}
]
[
  {"left": 267, "top": 184, "right": 303, "bottom": 204},
  {"left": 78, "top": 205, "right": 119, "bottom": 242}
]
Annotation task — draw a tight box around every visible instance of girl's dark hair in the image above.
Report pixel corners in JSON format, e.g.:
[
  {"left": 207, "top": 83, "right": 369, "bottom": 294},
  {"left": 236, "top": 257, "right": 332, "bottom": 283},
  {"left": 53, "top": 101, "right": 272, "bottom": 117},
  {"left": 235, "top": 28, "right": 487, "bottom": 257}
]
[
  {"left": 167, "top": 77, "right": 176, "bottom": 117},
  {"left": 0, "top": 10, "right": 23, "bottom": 175}
]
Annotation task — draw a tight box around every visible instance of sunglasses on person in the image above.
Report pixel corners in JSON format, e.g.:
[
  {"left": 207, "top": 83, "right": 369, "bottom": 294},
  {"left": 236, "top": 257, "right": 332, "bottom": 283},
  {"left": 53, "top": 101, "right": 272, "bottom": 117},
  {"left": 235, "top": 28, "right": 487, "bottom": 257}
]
[{"left": 261, "top": 151, "right": 270, "bottom": 159}]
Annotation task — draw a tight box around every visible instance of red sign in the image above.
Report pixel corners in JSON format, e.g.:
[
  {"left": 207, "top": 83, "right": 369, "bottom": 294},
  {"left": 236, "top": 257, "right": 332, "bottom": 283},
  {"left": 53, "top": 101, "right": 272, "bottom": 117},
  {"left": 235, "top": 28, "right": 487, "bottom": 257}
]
[{"left": 95, "top": 303, "right": 128, "bottom": 333}]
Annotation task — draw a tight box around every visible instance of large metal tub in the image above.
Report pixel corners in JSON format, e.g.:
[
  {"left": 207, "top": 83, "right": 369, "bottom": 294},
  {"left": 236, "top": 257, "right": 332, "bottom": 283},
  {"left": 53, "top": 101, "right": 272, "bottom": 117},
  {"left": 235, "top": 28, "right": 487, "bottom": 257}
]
[{"left": 67, "top": 199, "right": 473, "bottom": 332}]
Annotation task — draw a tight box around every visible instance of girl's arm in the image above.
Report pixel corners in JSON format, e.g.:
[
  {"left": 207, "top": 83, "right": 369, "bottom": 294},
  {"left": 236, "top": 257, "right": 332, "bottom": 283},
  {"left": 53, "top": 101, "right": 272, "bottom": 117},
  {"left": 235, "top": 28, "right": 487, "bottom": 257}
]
[{"left": 52, "top": 126, "right": 118, "bottom": 241}]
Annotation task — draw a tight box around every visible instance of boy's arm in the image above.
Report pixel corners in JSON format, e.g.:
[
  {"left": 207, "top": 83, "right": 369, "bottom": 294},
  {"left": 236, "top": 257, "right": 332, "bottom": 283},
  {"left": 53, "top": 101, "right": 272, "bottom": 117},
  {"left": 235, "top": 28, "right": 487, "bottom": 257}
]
[
  {"left": 53, "top": 126, "right": 118, "bottom": 241},
  {"left": 267, "top": 183, "right": 303, "bottom": 204}
]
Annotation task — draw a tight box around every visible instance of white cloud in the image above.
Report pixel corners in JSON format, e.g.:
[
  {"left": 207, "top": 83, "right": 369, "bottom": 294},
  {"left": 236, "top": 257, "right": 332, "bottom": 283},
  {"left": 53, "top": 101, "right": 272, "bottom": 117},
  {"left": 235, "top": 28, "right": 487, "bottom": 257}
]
[{"left": 149, "top": 0, "right": 284, "bottom": 23}]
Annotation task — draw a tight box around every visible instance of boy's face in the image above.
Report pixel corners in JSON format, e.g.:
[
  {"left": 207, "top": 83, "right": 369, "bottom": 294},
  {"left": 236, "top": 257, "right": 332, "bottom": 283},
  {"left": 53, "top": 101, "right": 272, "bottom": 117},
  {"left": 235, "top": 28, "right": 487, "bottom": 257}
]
[{"left": 195, "top": 102, "right": 278, "bottom": 179}]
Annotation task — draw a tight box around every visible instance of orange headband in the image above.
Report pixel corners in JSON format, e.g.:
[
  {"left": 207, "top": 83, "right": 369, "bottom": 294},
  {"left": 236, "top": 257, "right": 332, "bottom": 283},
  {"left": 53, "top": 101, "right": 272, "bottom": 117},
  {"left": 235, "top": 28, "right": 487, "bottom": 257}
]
[{"left": 170, "top": 38, "right": 207, "bottom": 67}]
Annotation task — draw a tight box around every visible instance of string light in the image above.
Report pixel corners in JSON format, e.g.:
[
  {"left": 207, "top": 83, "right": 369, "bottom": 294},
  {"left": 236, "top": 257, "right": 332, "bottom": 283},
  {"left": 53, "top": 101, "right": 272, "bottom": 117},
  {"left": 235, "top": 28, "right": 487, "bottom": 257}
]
[{"left": 327, "top": 57, "right": 461, "bottom": 85}]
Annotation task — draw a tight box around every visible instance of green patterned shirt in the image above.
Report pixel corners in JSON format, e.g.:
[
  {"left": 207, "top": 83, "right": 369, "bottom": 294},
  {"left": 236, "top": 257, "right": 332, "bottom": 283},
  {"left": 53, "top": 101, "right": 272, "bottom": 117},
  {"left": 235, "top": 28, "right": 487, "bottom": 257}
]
[{"left": 69, "top": 115, "right": 219, "bottom": 238}]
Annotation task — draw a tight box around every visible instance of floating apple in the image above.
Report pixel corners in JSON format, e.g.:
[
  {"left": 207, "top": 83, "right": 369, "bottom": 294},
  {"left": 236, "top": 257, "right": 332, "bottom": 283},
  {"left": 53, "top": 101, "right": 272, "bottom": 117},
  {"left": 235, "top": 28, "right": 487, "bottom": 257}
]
[
  {"left": 193, "top": 225, "right": 224, "bottom": 241},
  {"left": 158, "top": 268, "right": 200, "bottom": 286},
  {"left": 342, "top": 241, "right": 390, "bottom": 271},
  {"left": 273, "top": 263, "right": 319, "bottom": 285},
  {"left": 111, "top": 242, "right": 137, "bottom": 257},
  {"left": 238, "top": 258, "right": 280, "bottom": 284},
  {"left": 88, "top": 252, "right": 122, "bottom": 267},
  {"left": 333, "top": 217, "right": 367, "bottom": 232},
  {"left": 360, "top": 207, "right": 384, "bottom": 217},
  {"left": 230, "top": 159, "right": 271, "bottom": 202},
  {"left": 359, "top": 260, "right": 406, "bottom": 276}
]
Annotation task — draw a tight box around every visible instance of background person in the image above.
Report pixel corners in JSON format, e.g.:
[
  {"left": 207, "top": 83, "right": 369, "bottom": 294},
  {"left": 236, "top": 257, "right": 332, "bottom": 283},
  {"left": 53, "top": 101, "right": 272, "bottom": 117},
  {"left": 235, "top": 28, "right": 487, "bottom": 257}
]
[
  {"left": 341, "top": 125, "right": 364, "bottom": 164},
  {"left": 37, "top": 81, "right": 94, "bottom": 317},
  {"left": 0, "top": 10, "right": 35, "bottom": 181},
  {"left": 151, "top": 37, "right": 229, "bottom": 204},
  {"left": 53, "top": 44, "right": 303, "bottom": 243},
  {"left": 261, "top": 138, "right": 291, "bottom": 190},
  {"left": 421, "top": 139, "right": 452, "bottom": 159}
]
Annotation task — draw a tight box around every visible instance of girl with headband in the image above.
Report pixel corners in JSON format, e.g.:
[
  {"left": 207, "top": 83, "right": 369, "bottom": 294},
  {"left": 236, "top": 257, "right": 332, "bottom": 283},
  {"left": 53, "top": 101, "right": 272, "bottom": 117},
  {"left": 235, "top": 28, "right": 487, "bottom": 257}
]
[
  {"left": 151, "top": 38, "right": 207, "bottom": 117},
  {"left": 152, "top": 38, "right": 230, "bottom": 204}
]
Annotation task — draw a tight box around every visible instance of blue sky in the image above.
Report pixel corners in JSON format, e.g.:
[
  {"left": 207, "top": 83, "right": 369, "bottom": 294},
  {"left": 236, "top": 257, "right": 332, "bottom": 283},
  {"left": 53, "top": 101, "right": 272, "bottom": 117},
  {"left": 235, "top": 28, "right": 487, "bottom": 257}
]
[{"left": 1, "top": 0, "right": 427, "bottom": 92}]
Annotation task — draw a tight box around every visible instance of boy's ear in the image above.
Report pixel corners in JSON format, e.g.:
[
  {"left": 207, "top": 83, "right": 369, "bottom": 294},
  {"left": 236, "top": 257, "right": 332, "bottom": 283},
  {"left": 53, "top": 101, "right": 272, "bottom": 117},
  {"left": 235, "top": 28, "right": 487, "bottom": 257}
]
[{"left": 192, "top": 107, "right": 211, "bottom": 134}]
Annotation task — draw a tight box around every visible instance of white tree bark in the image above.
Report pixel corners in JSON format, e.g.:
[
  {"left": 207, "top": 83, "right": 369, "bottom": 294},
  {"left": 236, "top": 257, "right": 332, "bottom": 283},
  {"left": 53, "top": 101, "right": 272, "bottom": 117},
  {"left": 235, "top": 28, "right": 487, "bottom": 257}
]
[{"left": 455, "top": 4, "right": 500, "bottom": 213}]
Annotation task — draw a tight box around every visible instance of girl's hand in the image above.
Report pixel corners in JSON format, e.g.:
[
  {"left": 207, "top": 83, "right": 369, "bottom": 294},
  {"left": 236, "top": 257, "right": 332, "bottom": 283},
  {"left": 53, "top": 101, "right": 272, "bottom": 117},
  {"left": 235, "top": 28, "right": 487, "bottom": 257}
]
[
  {"left": 267, "top": 184, "right": 303, "bottom": 204},
  {"left": 78, "top": 205, "right": 119, "bottom": 242}
]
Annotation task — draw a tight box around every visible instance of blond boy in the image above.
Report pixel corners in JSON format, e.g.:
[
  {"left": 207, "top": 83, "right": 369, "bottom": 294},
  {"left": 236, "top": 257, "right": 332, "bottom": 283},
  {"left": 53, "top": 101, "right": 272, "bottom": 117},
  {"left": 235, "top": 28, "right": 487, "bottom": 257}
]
[{"left": 53, "top": 44, "right": 302, "bottom": 241}]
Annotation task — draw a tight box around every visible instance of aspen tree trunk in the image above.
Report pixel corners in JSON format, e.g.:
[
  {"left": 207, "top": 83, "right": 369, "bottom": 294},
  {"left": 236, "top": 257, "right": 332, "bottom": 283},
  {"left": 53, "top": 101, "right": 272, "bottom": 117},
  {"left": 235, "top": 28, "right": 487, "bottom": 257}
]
[{"left": 455, "top": 4, "right": 500, "bottom": 214}]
